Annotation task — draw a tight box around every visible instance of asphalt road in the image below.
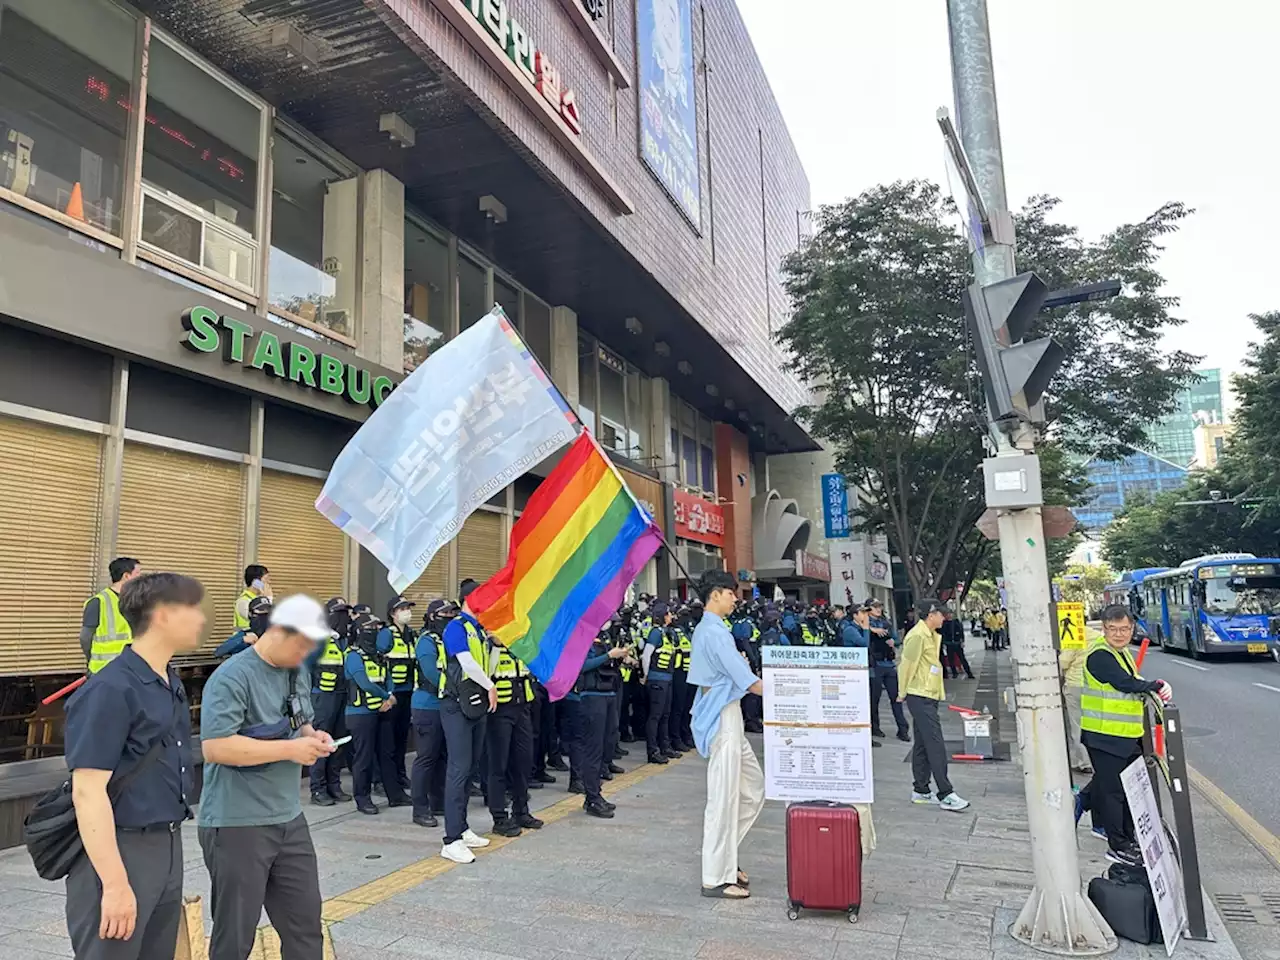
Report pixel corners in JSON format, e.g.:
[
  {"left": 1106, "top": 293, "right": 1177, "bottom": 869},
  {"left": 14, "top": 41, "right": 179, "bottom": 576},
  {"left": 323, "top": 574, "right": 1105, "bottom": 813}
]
[{"left": 1138, "top": 641, "right": 1280, "bottom": 835}]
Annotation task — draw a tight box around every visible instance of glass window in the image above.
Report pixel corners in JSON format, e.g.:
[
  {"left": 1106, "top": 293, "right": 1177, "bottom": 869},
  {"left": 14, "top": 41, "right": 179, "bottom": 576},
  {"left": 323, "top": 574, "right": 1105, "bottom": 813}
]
[
  {"left": 678, "top": 400, "right": 696, "bottom": 434},
  {"left": 458, "top": 254, "right": 486, "bottom": 331},
  {"left": 268, "top": 125, "right": 353, "bottom": 338},
  {"left": 670, "top": 427, "right": 679, "bottom": 475},
  {"left": 403, "top": 221, "right": 450, "bottom": 372},
  {"left": 626, "top": 367, "right": 645, "bottom": 461},
  {"left": 140, "top": 37, "right": 262, "bottom": 289},
  {"left": 598, "top": 347, "right": 626, "bottom": 455},
  {"left": 682, "top": 436, "right": 697, "bottom": 488},
  {"left": 701, "top": 442, "right": 715, "bottom": 492},
  {"left": 494, "top": 274, "right": 519, "bottom": 327},
  {"left": 524, "top": 295, "right": 552, "bottom": 369},
  {"left": 578, "top": 337, "right": 596, "bottom": 432},
  {"left": 0, "top": 0, "right": 136, "bottom": 235}
]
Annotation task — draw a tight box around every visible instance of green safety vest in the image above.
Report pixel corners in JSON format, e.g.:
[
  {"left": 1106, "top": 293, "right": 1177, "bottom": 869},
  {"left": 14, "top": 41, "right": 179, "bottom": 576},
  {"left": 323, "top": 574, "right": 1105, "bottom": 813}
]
[
  {"left": 233, "top": 587, "right": 256, "bottom": 630},
  {"left": 801, "top": 624, "right": 824, "bottom": 646},
  {"left": 493, "top": 648, "right": 534, "bottom": 704},
  {"left": 350, "top": 652, "right": 388, "bottom": 711},
  {"left": 440, "top": 619, "right": 491, "bottom": 698},
  {"left": 1080, "top": 639, "right": 1145, "bottom": 739},
  {"left": 385, "top": 626, "right": 415, "bottom": 688},
  {"left": 314, "top": 637, "right": 345, "bottom": 693},
  {"left": 653, "top": 629, "right": 677, "bottom": 672},
  {"left": 675, "top": 629, "right": 693, "bottom": 670},
  {"left": 87, "top": 588, "right": 131, "bottom": 673}
]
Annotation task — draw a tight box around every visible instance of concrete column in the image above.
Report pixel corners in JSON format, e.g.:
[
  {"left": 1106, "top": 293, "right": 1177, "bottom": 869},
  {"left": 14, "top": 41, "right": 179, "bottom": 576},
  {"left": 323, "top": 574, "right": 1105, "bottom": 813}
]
[
  {"left": 648, "top": 377, "right": 675, "bottom": 484},
  {"left": 96, "top": 358, "right": 129, "bottom": 588},
  {"left": 356, "top": 169, "right": 405, "bottom": 370},
  {"left": 550, "top": 305, "right": 579, "bottom": 408},
  {"left": 244, "top": 398, "right": 264, "bottom": 564}
]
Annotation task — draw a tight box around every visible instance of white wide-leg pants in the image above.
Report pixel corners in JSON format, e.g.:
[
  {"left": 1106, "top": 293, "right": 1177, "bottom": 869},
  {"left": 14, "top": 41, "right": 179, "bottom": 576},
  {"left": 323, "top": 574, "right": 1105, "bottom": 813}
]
[{"left": 701, "top": 700, "right": 765, "bottom": 888}]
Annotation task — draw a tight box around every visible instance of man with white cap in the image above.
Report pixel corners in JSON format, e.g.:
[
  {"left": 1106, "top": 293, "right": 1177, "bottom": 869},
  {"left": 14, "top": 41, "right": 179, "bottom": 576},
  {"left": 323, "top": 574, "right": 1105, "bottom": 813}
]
[{"left": 198, "top": 594, "right": 338, "bottom": 960}]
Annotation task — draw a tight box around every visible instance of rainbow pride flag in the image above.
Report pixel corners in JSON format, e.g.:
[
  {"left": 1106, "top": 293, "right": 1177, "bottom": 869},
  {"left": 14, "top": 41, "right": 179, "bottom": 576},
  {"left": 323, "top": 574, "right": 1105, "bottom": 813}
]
[{"left": 469, "top": 431, "right": 662, "bottom": 699}]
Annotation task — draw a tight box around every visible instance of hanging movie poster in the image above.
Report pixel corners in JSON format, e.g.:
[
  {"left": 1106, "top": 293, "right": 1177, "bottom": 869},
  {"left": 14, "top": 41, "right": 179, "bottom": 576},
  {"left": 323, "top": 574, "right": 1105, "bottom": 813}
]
[{"left": 637, "top": 0, "right": 702, "bottom": 228}]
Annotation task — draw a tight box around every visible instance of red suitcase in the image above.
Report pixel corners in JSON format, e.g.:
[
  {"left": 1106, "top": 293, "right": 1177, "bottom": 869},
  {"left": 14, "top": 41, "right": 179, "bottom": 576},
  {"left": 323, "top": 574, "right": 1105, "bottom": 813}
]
[{"left": 785, "top": 801, "right": 862, "bottom": 923}]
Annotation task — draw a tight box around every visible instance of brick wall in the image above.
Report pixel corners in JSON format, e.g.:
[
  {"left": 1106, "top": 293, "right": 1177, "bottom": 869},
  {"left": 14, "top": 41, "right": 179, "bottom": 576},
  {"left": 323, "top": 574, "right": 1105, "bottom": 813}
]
[
  {"left": 715, "top": 421, "right": 752, "bottom": 577},
  {"left": 385, "top": 0, "right": 812, "bottom": 416}
]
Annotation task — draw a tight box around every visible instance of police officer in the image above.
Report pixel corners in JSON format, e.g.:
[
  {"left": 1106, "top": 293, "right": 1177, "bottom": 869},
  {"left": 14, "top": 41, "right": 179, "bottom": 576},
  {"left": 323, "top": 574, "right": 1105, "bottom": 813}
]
[
  {"left": 411, "top": 600, "right": 451, "bottom": 828},
  {"left": 378, "top": 596, "right": 417, "bottom": 792},
  {"left": 79, "top": 556, "right": 141, "bottom": 674},
  {"left": 1081, "top": 604, "right": 1173, "bottom": 866},
  {"left": 214, "top": 595, "right": 271, "bottom": 660},
  {"left": 309, "top": 597, "right": 353, "bottom": 806},
  {"left": 233, "top": 564, "right": 271, "bottom": 631},
  {"left": 622, "top": 603, "right": 652, "bottom": 742},
  {"left": 601, "top": 619, "right": 632, "bottom": 781},
  {"left": 344, "top": 612, "right": 409, "bottom": 814},
  {"left": 487, "top": 641, "right": 543, "bottom": 837},
  {"left": 732, "top": 606, "right": 764, "bottom": 733},
  {"left": 668, "top": 606, "right": 696, "bottom": 752},
  {"left": 575, "top": 630, "right": 627, "bottom": 818},
  {"left": 800, "top": 607, "right": 825, "bottom": 646},
  {"left": 642, "top": 602, "right": 678, "bottom": 763}
]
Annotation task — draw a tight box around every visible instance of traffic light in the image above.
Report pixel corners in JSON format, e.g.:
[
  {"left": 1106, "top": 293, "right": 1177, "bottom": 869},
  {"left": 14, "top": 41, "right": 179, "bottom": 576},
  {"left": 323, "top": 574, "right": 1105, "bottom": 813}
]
[{"left": 965, "top": 272, "right": 1065, "bottom": 427}]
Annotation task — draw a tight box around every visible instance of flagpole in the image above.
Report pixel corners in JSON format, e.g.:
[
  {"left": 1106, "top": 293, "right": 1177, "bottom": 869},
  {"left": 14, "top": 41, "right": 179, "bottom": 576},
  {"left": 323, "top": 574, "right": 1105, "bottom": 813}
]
[{"left": 491, "top": 305, "right": 697, "bottom": 587}]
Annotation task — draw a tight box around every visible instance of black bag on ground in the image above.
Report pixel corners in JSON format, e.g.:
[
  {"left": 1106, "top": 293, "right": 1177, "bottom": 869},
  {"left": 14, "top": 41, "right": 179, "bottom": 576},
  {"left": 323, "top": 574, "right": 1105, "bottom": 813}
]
[
  {"left": 23, "top": 704, "right": 176, "bottom": 881},
  {"left": 1106, "top": 862, "right": 1151, "bottom": 888},
  {"left": 1088, "top": 875, "right": 1159, "bottom": 945}
]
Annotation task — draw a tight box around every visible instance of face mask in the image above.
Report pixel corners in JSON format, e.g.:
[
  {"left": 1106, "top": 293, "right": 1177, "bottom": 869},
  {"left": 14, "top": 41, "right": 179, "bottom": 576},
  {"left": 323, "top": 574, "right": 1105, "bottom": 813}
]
[
  {"left": 394, "top": 609, "right": 413, "bottom": 627},
  {"left": 249, "top": 614, "right": 271, "bottom": 637}
]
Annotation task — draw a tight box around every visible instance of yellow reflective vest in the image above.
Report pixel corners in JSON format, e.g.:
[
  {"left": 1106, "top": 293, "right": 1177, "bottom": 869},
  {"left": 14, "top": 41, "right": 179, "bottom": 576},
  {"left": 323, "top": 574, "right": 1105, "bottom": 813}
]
[
  {"left": 493, "top": 648, "right": 534, "bottom": 704},
  {"left": 314, "top": 637, "right": 345, "bottom": 693},
  {"left": 1080, "top": 639, "right": 1145, "bottom": 740},
  {"left": 385, "top": 626, "right": 415, "bottom": 688},
  {"left": 800, "top": 624, "right": 824, "bottom": 646},
  {"left": 350, "top": 652, "right": 388, "bottom": 711},
  {"left": 440, "top": 618, "right": 491, "bottom": 698},
  {"left": 87, "top": 588, "right": 131, "bottom": 673},
  {"left": 233, "top": 587, "right": 256, "bottom": 630}
]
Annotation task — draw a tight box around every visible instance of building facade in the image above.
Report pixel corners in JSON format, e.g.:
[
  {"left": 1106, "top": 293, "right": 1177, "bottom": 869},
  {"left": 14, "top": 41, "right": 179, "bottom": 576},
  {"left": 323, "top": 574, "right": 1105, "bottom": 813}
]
[
  {"left": 0, "top": 0, "right": 820, "bottom": 756},
  {"left": 1147, "top": 368, "right": 1224, "bottom": 466},
  {"left": 1191, "top": 421, "right": 1234, "bottom": 471},
  {"left": 1075, "top": 451, "right": 1189, "bottom": 531}
]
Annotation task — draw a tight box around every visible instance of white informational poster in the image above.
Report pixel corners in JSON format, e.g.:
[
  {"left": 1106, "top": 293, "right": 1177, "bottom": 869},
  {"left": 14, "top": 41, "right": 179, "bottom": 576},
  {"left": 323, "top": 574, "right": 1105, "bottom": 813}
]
[
  {"left": 1121, "top": 757, "right": 1187, "bottom": 956},
  {"left": 762, "top": 646, "right": 873, "bottom": 804}
]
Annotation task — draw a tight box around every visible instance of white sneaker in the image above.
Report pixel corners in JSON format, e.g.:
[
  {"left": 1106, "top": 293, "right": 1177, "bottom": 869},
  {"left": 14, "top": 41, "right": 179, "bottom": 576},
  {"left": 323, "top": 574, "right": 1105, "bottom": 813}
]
[
  {"left": 440, "top": 840, "right": 475, "bottom": 864},
  {"left": 939, "top": 793, "right": 971, "bottom": 812},
  {"left": 911, "top": 791, "right": 938, "bottom": 804},
  {"left": 461, "top": 828, "right": 491, "bottom": 848}
]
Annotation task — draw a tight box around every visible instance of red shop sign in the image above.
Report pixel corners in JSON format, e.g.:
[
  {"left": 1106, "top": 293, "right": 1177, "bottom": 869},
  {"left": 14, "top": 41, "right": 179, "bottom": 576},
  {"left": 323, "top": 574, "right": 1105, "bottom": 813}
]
[{"left": 673, "top": 488, "right": 725, "bottom": 547}]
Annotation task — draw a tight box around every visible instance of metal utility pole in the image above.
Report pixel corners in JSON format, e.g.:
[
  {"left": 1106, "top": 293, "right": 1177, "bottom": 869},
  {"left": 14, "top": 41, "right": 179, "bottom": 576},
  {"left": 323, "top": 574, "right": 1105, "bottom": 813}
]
[{"left": 946, "top": 0, "right": 1115, "bottom": 953}]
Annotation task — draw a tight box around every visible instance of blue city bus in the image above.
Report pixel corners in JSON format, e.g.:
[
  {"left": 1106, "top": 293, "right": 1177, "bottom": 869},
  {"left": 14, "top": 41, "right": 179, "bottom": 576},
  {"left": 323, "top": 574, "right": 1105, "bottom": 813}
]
[
  {"left": 1140, "top": 554, "right": 1280, "bottom": 658},
  {"left": 1101, "top": 568, "right": 1168, "bottom": 645}
]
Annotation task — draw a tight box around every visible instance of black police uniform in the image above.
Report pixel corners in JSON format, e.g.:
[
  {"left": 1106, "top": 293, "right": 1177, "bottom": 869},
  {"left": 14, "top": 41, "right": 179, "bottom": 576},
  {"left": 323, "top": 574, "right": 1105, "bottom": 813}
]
[
  {"left": 574, "top": 637, "right": 619, "bottom": 817},
  {"left": 309, "top": 599, "right": 352, "bottom": 804},
  {"left": 487, "top": 647, "right": 540, "bottom": 834}
]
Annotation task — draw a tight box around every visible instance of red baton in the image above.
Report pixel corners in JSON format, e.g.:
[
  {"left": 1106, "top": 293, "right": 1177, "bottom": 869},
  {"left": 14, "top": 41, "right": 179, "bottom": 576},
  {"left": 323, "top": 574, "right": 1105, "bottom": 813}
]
[{"left": 42, "top": 675, "right": 86, "bottom": 705}]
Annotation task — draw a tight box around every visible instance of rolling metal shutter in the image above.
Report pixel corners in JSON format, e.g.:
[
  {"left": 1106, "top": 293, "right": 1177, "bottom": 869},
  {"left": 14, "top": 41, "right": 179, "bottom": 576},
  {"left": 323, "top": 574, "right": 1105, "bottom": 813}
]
[
  {"left": 258, "top": 470, "right": 344, "bottom": 605},
  {"left": 457, "top": 510, "right": 505, "bottom": 586},
  {"left": 0, "top": 417, "right": 102, "bottom": 675},
  {"left": 402, "top": 550, "right": 449, "bottom": 608},
  {"left": 117, "top": 443, "right": 244, "bottom": 662}
]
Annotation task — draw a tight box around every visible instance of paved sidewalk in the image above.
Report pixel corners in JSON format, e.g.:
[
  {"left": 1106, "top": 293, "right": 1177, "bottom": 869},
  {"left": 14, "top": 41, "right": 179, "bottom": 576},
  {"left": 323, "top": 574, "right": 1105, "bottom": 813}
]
[{"left": 0, "top": 645, "right": 1272, "bottom": 959}]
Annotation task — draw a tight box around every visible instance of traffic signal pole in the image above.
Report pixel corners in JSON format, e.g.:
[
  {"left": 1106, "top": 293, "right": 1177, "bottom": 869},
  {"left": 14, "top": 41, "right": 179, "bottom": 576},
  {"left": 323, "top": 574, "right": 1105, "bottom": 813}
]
[{"left": 947, "top": 0, "right": 1115, "bottom": 953}]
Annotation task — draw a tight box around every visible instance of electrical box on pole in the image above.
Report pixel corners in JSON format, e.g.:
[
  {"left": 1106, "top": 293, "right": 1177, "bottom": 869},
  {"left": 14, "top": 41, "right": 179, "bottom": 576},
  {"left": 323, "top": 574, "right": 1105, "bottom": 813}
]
[{"left": 964, "top": 272, "right": 1065, "bottom": 430}]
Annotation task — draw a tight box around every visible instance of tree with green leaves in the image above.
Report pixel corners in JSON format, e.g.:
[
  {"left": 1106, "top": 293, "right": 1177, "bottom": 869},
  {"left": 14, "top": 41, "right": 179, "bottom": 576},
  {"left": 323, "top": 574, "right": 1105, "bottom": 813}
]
[
  {"left": 1054, "top": 562, "right": 1114, "bottom": 613},
  {"left": 778, "top": 180, "right": 1199, "bottom": 598}
]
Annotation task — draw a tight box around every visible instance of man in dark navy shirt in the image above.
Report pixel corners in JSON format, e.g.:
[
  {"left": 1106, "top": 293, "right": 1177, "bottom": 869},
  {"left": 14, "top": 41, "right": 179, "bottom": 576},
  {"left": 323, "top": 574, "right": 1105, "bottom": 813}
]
[{"left": 64, "top": 572, "right": 205, "bottom": 960}]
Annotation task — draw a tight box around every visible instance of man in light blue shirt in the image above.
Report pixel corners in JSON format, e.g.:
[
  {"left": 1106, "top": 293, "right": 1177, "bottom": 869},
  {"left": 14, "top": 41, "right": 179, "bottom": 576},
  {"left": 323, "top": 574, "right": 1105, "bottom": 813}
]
[{"left": 686, "top": 570, "right": 763, "bottom": 902}]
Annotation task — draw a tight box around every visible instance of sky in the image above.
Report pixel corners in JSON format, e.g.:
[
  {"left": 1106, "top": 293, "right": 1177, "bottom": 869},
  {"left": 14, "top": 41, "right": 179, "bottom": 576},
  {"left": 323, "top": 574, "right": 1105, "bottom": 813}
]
[{"left": 735, "top": 0, "right": 1278, "bottom": 404}]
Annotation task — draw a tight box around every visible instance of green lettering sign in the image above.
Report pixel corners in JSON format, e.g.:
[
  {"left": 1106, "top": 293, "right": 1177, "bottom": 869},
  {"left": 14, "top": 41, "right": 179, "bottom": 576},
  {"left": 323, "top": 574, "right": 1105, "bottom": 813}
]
[
  {"left": 180, "top": 306, "right": 220, "bottom": 353},
  {"left": 179, "top": 306, "right": 395, "bottom": 412}
]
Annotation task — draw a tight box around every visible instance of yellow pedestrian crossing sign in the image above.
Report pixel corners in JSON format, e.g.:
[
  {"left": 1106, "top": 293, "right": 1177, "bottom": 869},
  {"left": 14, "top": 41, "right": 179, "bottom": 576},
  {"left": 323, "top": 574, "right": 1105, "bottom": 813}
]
[{"left": 1057, "top": 602, "right": 1086, "bottom": 650}]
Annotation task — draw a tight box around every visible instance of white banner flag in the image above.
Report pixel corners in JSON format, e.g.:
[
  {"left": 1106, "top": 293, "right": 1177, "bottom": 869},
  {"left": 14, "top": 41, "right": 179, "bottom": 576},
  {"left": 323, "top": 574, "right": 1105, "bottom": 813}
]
[{"left": 316, "top": 308, "right": 576, "bottom": 593}]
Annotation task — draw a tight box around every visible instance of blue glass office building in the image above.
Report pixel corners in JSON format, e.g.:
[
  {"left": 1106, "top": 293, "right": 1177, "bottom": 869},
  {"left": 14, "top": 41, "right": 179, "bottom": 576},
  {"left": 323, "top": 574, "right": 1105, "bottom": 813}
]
[{"left": 1075, "top": 451, "right": 1188, "bottom": 531}]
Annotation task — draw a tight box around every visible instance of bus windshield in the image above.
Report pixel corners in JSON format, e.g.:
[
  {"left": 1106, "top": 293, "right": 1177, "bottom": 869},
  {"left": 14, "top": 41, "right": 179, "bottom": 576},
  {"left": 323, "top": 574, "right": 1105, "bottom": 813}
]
[{"left": 1202, "top": 576, "right": 1280, "bottom": 616}]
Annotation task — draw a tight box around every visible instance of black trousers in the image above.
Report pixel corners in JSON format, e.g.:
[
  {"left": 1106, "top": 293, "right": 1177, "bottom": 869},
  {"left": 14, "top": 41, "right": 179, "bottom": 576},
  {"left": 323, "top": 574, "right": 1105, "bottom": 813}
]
[
  {"left": 906, "top": 695, "right": 954, "bottom": 799},
  {"left": 620, "top": 677, "right": 644, "bottom": 739},
  {"left": 389, "top": 693, "right": 412, "bottom": 783},
  {"left": 531, "top": 684, "right": 552, "bottom": 776},
  {"left": 439, "top": 699, "right": 485, "bottom": 843},
  {"left": 308, "top": 690, "right": 347, "bottom": 796},
  {"left": 742, "top": 692, "right": 763, "bottom": 726},
  {"left": 1085, "top": 742, "right": 1140, "bottom": 852},
  {"left": 870, "top": 667, "right": 910, "bottom": 735},
  {"left": 348, "top": 712, "right": 406, "bottom": 805},
  {"left": 199, "top": 814, "right": 322, "bottom": 960},
  {"left": 66, "top": 827, "right": 183, "bottom": 960},
  {"left": 603, "top": 690, "right": 621, "bottom": 770},
  {"left": 560, "top": 697, "right": 582, "bottom": 782},
  {"left": 411, "top": 707, "right": 447, "bottom": 818},
  {"left": 575, "top": 694, "right": 610, "bottom": 803},
  {"left": 646, "top": 678, "right": 672, "bottom": 756},
  {"left": 943, "top": 645, "right": 974, "bottom": 679},
  {"left": 669, "top": 671, "right": 691, "bottom": 747},
  {"left": 487, "top": 701, "right": 533, "bottom": 819}
]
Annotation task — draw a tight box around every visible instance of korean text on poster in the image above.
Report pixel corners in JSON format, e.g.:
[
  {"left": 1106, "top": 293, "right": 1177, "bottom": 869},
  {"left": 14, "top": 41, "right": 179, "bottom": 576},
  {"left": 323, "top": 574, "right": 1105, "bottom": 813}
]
[
  {"left": 761, "top": 646, "right": 873, "bottom": 804},
  {"left": 1121, "top": 758, "right": 1187, "bottom": 956},
  {"left": 821, "top": 473, "right": 851, "bottom": 539},
  {"left": 636, "top": 0, "right": 701, "bottom": 228}
]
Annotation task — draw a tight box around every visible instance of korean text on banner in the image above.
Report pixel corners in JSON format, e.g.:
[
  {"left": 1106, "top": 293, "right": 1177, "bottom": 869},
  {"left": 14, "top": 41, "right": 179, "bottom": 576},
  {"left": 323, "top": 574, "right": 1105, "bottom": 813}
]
[
  {"left": 1121, "top": 757, "right": 1187, "bottom": 956},
  {"left": 761, "top": 646, "right": 873, "bottom": 804},
  {"left": 316, "top": 308, "right": 577, "bottom": 593},
  {"left": 821, "top": 473, "right": 850, "bottom": 539}
]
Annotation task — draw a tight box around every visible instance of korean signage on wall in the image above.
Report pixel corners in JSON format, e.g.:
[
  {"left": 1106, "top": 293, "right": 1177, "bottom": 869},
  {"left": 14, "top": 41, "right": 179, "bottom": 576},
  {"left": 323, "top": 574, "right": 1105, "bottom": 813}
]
[
  {"left": 466, "top": 0, "right": 582, "bottom": 136},
  {"left": 821, "top": 473, "right": 850, "bottom": 539},
  {"left": 618, "top": 467, "right": 666, "bottom": 530},
  {"left": 673, "top": 487, "right": 724, "bottom": 547},
  {"left": 796, "top": 549, "right": 831, "bottom": 583},
  {"left": 866, "top": 536, "right": 892, "bottom": 588},
  {"left": 636, "top": 0, "right": 701, "bottom": 228}
]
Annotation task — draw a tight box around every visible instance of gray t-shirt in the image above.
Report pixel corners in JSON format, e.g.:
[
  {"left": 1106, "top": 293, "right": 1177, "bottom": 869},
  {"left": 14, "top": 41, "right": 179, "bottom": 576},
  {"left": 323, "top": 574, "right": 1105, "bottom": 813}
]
[{"left": 198, "top": 648, "right": 313, "bottom": 828}]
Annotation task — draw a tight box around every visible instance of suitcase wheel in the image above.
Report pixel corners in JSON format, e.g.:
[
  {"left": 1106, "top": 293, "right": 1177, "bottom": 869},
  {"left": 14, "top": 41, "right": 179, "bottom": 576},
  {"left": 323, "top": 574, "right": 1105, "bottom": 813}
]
[
  {"left": 786, "top": 907, "right": 800, "bottom": 921},
  {"left": 847, "top": 907, "right": 859, "bottom": 924}
]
